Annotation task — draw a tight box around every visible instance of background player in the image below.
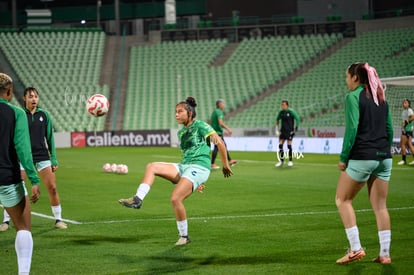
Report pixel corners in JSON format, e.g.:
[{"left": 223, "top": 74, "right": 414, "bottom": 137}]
[
  {"left": 210, "top": 99, "right": 237, "bottom": 170},
  {"left": 398, "top": 98, "right": 414, "bottom": 165},
  {"left": 275, "top": 100, "right": 300, "bottom": 167}
]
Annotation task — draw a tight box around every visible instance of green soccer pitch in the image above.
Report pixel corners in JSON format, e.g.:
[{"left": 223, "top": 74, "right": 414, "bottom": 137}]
[{"left": 1, "top": 147, "right": 413, "bottom": 274}]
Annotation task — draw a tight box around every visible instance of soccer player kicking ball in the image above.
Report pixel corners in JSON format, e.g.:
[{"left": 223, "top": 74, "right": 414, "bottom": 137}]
[{"left": 119, "top": 97, "right": 232, "bottom": 245}]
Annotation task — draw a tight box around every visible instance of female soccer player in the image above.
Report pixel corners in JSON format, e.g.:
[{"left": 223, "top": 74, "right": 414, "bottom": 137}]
[
  {"left": 398, "top": 98, "right": 414, "bottom": 165},
  {"left": 1, "top": 87, "right": 67, "bottom": 230},
  {"left": 335, "top": 63, "right": 393, "bottom": 265},
  {"left": 119, "top": 97, "right": 233, "bottom": 245},
  {"left": 0, "top": 73, "right": 40, "bottom": 274}
]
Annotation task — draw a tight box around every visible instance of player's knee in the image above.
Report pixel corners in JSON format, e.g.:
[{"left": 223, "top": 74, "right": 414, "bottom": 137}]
[
  {"left": 170, "top": 195, "right": 183, "bottom": 207},
  {"left": 279, "top": 144, "right": 283, "bottom": 150}
]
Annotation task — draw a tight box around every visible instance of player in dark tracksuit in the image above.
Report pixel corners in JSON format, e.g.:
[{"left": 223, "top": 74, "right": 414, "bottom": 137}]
[
  {"left": 275, "top": 100, "right": 300, "bottom": 167},
  {"left": 2, "top": 87, "right": 67, "bottom": 230},
  {"left": 0, "top": 73, "right": 40, "bottom": 274}
]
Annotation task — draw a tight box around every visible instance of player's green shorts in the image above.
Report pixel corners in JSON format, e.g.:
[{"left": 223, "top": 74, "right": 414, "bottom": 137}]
[
  {"left": 174, "top": 164, "right": 211, "bottom": 192},
  {"left": 0, "top": 182, "right": 28, "bottom": 208},
  {"left": 20, "top": 160, "right": 51, "bottom": 172},
  {"left": 346, "top": 159, "right": 392, "bottom": 182}
]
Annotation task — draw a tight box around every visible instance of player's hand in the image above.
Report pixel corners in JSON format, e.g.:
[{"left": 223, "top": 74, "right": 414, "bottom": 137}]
[
  {"left": 403, "top": 120, "right": 409, "bottom": 127},
  {"left": 52, "top": 166, "right": 58, "bottom": 172},
  {"left": 289, "top": 131, "right": 295, "bottom": 137},
  {"left": 31, "top": 185, "right": 40, "bottom": 204},
  {"left": 222, "top": 165, "right": 233, "bottom": 178},
  {"left": 337, "top": 162, "right": 347, "bottom": 171},
  {"left": 275, "top": 126, "right": 280, "bottom": 136}
]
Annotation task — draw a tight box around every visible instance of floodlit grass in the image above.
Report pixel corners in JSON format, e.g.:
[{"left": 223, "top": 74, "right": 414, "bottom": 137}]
[{"left": 1, "top": 147, "right": 413, "bottom": 274}]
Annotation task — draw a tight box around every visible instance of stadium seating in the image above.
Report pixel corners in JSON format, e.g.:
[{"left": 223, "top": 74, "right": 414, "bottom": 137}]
[
  {"left": 124, "top": 34, "right": 339, "bottom": 130},
  {"left": 0, "top": 30, "right": 108, "bottom": 132},
  {"left": 227, "top": 28, "right": 414, "bottom": 128}
]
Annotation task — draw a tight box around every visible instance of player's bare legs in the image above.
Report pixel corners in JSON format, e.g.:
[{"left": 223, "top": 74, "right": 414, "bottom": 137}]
[
  {"left": 118, "top": 162, "right": 179, "bottom": 209},
  {"left": 367, "top": 175, "right": 392, "bottom": 264},
  {"left": 335, "top": 172, "right": 366, "bottom": 264}
]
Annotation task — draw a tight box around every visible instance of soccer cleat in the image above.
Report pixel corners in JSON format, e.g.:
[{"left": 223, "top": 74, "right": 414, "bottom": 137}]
[
  {"left": 229, "top": 160, "right": 238, "bottom": 167},
  {"left": 275, "top": 161, "right": 283, "bottom": 167},
  {"left": 55, "top": 220, "right": 68, "bottom": 229},
  {"left": 288, "top": 161, "right": 293, "bottom": 167},
  {"left": 211, "top": 164, "right": 220, "bottom": 170},
  {"left": 372, "top": 256, "right": 391, "bottom": 264},
  {"left": 175, "top": 236, "right": 191, "bottom": 246},
  {"left": 409, "top": 160, "right": 414, "bottom": 165},
  {"left": 397, "top": 160, "right": 406, "bottom": 165},
  {"left": 118, "top": 195, "right": 142, "bottom": 209},
  {"left": 0, "top": 222, "right": 10, "bottom": 231},
  {"left": 336, "top": 248, "right": 366, "bottom": 264}
]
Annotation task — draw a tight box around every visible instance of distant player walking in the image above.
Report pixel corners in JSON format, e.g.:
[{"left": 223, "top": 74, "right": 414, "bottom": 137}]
[
  {"left": 210, "top": 99, "right": 237, "bottom": 169},
  {"left": 275, "top": 100, "right": 300, "bottom": 167}
]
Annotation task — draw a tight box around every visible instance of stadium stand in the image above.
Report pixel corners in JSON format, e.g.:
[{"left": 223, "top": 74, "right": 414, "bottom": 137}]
[
  {"left": 0, "top": 29, "right": 108, "bottom": 132},
  {"left": 124, "top": 33, "right": 340, "bottom": 130},
  {"left": 228, "top": 28, "right": 414, "bottom": 128}
]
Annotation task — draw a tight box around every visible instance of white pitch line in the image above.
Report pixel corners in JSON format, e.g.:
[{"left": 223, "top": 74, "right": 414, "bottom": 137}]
[{"left": 19, "top": 206, "right": 412, "bottom": 225}]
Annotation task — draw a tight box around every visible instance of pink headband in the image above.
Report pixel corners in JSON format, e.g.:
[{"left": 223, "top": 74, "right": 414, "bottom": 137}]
[{"left": 364, "top": 63, "right": 385, "bottom": 106}]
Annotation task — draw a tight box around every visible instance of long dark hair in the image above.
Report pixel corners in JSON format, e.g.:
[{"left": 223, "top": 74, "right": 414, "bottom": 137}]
[{"left": 347, "top": 62, "right": 385, "bottom": 104}]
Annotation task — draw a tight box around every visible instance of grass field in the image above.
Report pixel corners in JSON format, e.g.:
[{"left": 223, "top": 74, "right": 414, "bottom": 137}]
[{"left": 1, "top": 147, "right": 413, "bottom": 274}]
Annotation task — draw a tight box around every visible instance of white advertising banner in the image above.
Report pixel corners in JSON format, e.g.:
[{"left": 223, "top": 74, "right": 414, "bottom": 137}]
[
  {"left": 223, "top": 137, "right": 344, "bottom": 154},
  {"left": 165, "top": 0, "right": 176, "bottom": 24}
]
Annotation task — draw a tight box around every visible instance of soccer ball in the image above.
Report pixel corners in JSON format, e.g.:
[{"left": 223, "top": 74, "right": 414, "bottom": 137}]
[
  {"left": 86, "top": 94, "right": 109, "bottom": 117},
  {"left": 102, "top": 163, "right": 111, "bottom": 173},
  {"left": 116, "top": 164, "right": 128, "bottom": 175}
]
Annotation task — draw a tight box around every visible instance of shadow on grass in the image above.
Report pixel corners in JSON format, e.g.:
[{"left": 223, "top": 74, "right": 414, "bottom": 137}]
[
  {"left": 64, "top": 235, "right": 147, "bottom": 245},
  {"left": 340, "top": 261, "right": 397, "bottom": 275},
  {"left": 140, "top": 246, "right": 287, "bottom": 274}
]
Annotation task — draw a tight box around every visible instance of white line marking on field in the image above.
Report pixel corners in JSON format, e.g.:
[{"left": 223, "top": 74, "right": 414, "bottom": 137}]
[{"left": 12, "top": 206, "right": 410, "bottom": 225}]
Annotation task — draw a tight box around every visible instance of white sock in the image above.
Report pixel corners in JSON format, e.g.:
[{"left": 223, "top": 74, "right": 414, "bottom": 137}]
[
  {"left": 345, "top": 225, "right": 362, "bottom": 251},
  {"left": 3, "top": 209, "right": 10, "bottom": 223},
  {"left": 136, "top": 183, "right": 150, "bottom": 200},
  {"left": 51, "top": 205, "right": 62, "bottom": 221},
  {"left": 176, "top": 220, "right": 188, "bottom": 237},
  {"left": 15, "top": 230, "right": 33, "bottom": 275},
  {"left": 378, "top": 230, "right": 391, "bottom": 257}
]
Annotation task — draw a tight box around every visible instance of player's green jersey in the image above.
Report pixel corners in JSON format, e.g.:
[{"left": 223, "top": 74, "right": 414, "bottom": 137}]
[
  {"left": 211, "top": 108, "right": 224, "bottom": 135},
  {"left": 340, "top": 85, "right": 393, "bottom": 163},
  {"left": 178, "top": 120, "right": 215, "bottom": 170},
  {"left": 0, "top": 98, "right": 40, "bottom": 186}
]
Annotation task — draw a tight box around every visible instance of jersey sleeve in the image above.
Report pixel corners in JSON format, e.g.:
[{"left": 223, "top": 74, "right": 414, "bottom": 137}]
[
  {"left": 200, "top": 121, "right": 216, "bottom": 138},
  {"left": 44, "top": 110, "right": 58, "bottom": 166},
  {"left": 13, "top": 107, "right": 40, "bottom": 186},
  {"left": 340, "top": 93, "right": 359, "bottom": 163}
]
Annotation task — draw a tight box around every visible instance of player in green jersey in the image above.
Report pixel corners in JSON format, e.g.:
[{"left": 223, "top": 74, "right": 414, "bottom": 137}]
[
  {"left": 210, "top": 99, "right": 237, "bottom": 169},
  {"left": 119, "top": 97, "right": 232, "bottom": 245},
  {"left": 398, "top": 98, "right": 414, "bottom": 165},
  {"left": 0, "top": 73, "right": 40, "bottom": 274},
  {"left": 335, "top": 63, "right": 393, "bottom": 265}
]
